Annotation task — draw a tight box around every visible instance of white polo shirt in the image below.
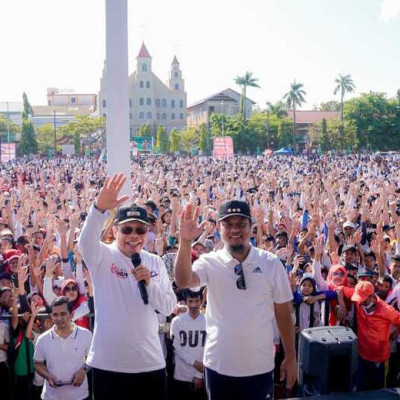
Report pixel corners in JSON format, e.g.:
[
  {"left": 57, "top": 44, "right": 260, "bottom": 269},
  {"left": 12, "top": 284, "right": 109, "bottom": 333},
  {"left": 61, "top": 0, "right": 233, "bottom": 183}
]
[
  {"left": 192, "top": 245, "right": 293, "bottom": 377},
  {"left": 34, "top": 324, "right": 92, "bottom": 400},
  {"left": 78, "top": 205, "right": 177, "bottom": 373}
]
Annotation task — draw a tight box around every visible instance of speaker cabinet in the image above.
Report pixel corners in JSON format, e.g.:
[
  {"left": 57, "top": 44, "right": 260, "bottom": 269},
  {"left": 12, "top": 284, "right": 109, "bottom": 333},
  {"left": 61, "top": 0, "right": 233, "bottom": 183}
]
[{"left": 298, "top": 326, "right": 358, "bottom": 396}]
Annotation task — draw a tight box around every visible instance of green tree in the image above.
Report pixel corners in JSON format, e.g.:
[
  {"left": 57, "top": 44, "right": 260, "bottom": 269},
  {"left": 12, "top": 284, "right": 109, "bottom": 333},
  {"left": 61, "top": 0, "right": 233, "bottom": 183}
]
[
  {"left": 22, "top": 92, "right": 33, "bottom": 119},
  {"left": 37, "top": 123, "right": 55, "bottom": 154},
  {"left": 284, "top": 80, "right": 306, "bottom": 150},
  {"left": 319, "top": 100, "right": 341, "bottom": 112},
  {"left": 169, "top": 128, "right": 181, "bottom": 153},
  {"left": 266, "top": 101, "right": 288, "bottom": 119},
  {"left": 277, "top": 119, "right": 293, "bottom": 148},
  {"left": 156, "top": 125, "right": 169, "bottom": 153},
  {"left": 0, "top": 115, "right": 20, "bottom": 143},
  {"left": 19, "top": 92, "right": 38, "bottom": 155},
  {"left": 57, "top": 116, "right": 105, "bottom": 154},
  {"left": 320, "top": 118, "right": 329, "bottom": 150},
  {"left": 234, "top": 72, "right": 260, "bottom": 123},
  {"left": 334, "top": 74, "right": 355, "bottom": 122},
  {"left": 180, "top": 127, "right": 199, "bottom": 153},
  {"left": 137, "top": 124, "right": 151, "bottom": 137},
  {"left": 199, "top": 123, "right": 210, "bottom": 154},
  {"left": 345, "top": 92, "right": 398, "bottom": 150}
]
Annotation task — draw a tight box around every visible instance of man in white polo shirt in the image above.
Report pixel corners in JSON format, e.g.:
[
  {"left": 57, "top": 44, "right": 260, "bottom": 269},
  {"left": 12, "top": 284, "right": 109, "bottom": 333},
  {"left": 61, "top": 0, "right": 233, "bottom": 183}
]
[
  {"left": 34, "top": 296, "right": 92, "bottom": 400},
  {"left": 175, "top": 200, "right": 296, "bottom": 400},
  {"left": 78, "top": 173, "right": 176, "bottom": 400}
]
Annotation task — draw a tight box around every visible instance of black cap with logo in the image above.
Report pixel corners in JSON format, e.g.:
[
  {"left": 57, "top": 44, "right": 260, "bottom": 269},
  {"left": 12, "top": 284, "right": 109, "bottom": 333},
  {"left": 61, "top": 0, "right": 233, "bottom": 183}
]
[
  {"left": 114, "top": 203, "right": 149, "bottom": 225},
  {"left": 218, "top": 200, "right": 252, "bottom": 222}
]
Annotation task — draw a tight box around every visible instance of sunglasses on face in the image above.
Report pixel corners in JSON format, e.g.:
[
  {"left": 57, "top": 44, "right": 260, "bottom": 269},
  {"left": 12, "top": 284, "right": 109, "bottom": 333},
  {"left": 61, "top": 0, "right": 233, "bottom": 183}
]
[
  {"left": 234, "top": 263, "right": 246, "bottom": 290},
  {"left": 64, "top": 286, "right": 78, "bottom": 293},
  {"left": 119, "top": 226, "right": 148, "bottom": 235}
]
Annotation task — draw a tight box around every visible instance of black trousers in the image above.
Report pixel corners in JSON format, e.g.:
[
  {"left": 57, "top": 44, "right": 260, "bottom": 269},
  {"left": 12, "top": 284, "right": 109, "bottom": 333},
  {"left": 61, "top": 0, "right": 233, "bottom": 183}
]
[
  {"left": 205, "top": 367, "right": 273, "bottom": 400},
  {"left": 92, "top": 367, "right": 166, "bottom": 400},
  {"left": 173, "top": 379, "right": 208, "bottom": 400},
  {"left": 0, "top": 361, "right": 10, "bottom": 400},
  {"left": 356, "top": 356, "right": 385, "bottom": 392}
]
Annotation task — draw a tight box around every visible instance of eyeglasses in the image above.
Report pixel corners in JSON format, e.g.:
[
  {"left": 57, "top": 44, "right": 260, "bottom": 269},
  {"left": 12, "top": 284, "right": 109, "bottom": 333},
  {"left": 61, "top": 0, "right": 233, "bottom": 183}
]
[
  {"left": 332, "top": 272, "right": 345, "bottom": 277},
  {"left": 64, "top": 286, "right": 78, "bottom": 293},
  {"left": 234, "top": 263, "right": 246, "bottom": 290},
  {"left": 119, "top": 226, "right": 148, "bottom": 235}
]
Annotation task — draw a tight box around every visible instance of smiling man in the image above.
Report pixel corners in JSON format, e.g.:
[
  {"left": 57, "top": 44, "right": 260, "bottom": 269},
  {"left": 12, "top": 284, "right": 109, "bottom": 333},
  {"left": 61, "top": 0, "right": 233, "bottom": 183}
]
[
  {"left": 175, "top": 200, "right": 296, "bottom": 400},
  {"left": 78, "top": 173, "right": 176, "bottom": 400}
]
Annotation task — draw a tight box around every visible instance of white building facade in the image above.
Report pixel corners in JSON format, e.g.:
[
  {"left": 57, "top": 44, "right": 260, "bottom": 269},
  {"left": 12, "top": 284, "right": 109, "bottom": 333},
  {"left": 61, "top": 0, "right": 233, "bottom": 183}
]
[{"left": 98, "top": 43, "right": 187, "bottom": 136}]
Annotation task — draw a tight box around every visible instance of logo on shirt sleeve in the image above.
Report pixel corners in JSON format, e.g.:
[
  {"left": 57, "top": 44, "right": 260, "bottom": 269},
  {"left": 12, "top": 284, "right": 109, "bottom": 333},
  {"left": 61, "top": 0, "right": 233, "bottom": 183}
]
[{"left": 150, "top": 270, "right": 160, "bottom": 282}]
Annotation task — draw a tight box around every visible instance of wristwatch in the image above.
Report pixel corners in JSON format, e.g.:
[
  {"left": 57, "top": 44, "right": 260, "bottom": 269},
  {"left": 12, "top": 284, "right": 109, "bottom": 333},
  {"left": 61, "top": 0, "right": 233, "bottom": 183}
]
[{"left": 93, "top": 202, "right": 106, "bottom": 214}]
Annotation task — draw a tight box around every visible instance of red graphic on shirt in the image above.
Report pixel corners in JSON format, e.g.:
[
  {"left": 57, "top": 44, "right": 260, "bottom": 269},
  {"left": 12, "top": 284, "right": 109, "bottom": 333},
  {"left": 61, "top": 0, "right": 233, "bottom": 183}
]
[{"left": 111, "top": 263, "right": 128, "bottom": 279}]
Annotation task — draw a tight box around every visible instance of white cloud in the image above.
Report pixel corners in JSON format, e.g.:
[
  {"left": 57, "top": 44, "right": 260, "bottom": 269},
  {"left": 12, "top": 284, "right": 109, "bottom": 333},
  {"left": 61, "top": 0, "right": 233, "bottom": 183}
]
[{"left": 380, "top": 0, "right": 400, "bottom": 21}]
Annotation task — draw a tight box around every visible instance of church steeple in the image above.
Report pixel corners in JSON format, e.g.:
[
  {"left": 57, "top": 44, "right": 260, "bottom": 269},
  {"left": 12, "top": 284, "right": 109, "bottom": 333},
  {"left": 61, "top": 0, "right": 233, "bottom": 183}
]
[
  {"left": 136, "top": 42, "right": 152, "bottom": 73},
  {"left": 169, "top": 55, "right": 184, "bottom": 92},
  {"left": 137, "top": 42, "right": 152, "bottom": 59},
  {"left": 172, "top": 55, "right": 179, "bottom": 66}
]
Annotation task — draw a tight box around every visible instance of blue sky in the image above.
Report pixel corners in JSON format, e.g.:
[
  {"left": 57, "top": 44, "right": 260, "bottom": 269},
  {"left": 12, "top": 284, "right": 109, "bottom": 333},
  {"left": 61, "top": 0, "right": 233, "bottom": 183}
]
[{"left": 0, "top": 0, "right": 399, "bottom": 109}]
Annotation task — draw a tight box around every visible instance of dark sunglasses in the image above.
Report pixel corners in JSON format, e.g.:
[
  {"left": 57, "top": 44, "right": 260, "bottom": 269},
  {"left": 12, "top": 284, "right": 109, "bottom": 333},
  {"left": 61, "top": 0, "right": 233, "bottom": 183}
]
[
  {"left": 64, "top": 286, "right": 78, "bottom": 293},
  {"left": 234, "top": 263, "right": 246, "bottom": 290},
  {"left": 119, "top": 226, "right": 148, "bottom": 235}
]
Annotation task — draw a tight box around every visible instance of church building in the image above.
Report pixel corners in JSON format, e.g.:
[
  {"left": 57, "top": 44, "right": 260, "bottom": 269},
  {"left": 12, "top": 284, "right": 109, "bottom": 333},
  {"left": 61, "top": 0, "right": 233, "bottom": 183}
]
[{"left": 98, "top": 42, "right": 187, "bottom": 136}]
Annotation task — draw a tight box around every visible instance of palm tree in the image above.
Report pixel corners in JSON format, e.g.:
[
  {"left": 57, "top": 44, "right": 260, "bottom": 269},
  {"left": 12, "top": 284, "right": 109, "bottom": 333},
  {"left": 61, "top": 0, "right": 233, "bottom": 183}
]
[
  {"left": 284, "top": 80, "right": 306, "bottom": 150},
  {"left": 334, "top": 74, "right": 355, "bottom": 123},
  {"left": 265, "top": 101, "right": 288, "bottom": 149},
  {"left": 266, "top": 101, "right": 288, "bottom": 119},
  {"left": 234, "top": 72, "right": 260, "bottom": 123}
]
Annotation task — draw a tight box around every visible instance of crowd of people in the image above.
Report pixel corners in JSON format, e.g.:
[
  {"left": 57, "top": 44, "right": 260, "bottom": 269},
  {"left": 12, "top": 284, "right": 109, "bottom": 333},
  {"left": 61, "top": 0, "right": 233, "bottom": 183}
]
[{"left": 1, "top": 152, "right": 400, "bottom": 399}]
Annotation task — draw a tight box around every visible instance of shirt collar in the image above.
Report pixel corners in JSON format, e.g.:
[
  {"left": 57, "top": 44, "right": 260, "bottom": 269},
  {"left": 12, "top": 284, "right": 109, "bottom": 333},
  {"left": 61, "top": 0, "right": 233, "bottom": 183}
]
[
  {"left": 220, "top": 244, "right": 256, "bottom": 267},
  {"left": 51, "top": 323, "right": 77, "bottom": 340}
]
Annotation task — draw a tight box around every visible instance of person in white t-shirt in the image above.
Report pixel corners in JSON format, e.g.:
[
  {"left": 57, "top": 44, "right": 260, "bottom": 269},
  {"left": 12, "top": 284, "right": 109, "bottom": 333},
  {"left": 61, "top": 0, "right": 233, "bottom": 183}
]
[
  {"left": 34, "top": 296, "right": 92, "bottom": 400},
  {"left": 175, "top": 200, "right": 296, "bottom": 400},
  {"left": 0, "top": 317, "right": 10, "bottom": 400},
  {"left": 78, "top": 173, "right": 176, "bottom": 400},
  {"left": 171, "top": 289, "right": 207, "bottom": 400}
]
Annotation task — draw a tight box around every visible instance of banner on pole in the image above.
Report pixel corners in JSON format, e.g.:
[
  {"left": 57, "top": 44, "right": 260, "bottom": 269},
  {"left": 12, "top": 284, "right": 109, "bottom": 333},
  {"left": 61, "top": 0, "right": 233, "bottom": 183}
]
[
  {"left": 213, "top": 137, "right": 234, "bottom": 159},
  {"left": 1, "top": 143, "right": 16, "bottom": 162}
]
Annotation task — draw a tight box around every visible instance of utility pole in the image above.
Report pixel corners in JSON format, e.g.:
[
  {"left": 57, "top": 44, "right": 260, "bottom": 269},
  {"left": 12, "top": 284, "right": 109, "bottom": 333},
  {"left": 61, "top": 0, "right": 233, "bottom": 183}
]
[
  {"left": 53, "top": 110, "right": 57, "bottom": 158},
  {"left": 7, "top": 102, "right": 10, "bottom": 161}
]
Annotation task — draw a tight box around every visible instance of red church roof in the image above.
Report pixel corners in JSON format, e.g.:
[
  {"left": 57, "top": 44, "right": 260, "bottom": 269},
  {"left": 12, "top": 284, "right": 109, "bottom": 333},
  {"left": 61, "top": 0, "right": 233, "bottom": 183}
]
[{"left": 137, "top": 42, "right": 151, "bottom": 58}]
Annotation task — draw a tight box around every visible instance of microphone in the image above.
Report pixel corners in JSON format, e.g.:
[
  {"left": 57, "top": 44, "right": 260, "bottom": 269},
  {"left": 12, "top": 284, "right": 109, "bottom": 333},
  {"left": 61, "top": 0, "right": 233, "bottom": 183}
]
[{"left": 131, "top": 253, "right": 149, "bottom": 305}]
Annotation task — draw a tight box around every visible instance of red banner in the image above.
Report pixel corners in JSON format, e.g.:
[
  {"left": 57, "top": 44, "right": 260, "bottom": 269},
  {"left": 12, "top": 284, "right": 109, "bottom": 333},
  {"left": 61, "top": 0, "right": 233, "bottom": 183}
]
[{"left": 213, "top": 137, "right": 234, "bottom": 159}]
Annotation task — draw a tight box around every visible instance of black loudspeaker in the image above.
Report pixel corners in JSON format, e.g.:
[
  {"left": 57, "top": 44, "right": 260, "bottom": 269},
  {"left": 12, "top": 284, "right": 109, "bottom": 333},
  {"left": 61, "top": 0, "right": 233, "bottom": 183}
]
[{"left": 298, "top": 326, "right": 358, "bottom": 397}]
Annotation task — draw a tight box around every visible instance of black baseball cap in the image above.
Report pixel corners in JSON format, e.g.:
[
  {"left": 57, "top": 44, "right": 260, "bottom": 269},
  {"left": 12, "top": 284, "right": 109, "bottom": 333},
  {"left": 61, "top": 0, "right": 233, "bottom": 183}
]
[
  {"left": 218, "top": 200, "right": 252, "bottom": 222},
  {"left": 0, "top": 272, "right": 12, "bottom": 282},
  {"left": 114, "top": 204, "right": 149, "bottom": 225}
]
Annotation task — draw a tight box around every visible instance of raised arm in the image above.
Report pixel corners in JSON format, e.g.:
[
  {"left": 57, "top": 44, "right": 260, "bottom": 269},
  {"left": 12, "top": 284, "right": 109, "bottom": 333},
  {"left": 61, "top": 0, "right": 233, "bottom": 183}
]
[
  {"left": 78, "top": 173, "right": 129, "bottom": 271},
  {"left": 175, "top": 204, "right": 206, "bottom": 288}
]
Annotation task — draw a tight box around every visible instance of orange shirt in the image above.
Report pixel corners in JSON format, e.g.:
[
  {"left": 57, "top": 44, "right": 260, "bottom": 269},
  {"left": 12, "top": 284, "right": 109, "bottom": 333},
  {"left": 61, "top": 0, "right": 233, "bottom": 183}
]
[{"left": 342, "top": 287, "right": 400, "bottom": 362}]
